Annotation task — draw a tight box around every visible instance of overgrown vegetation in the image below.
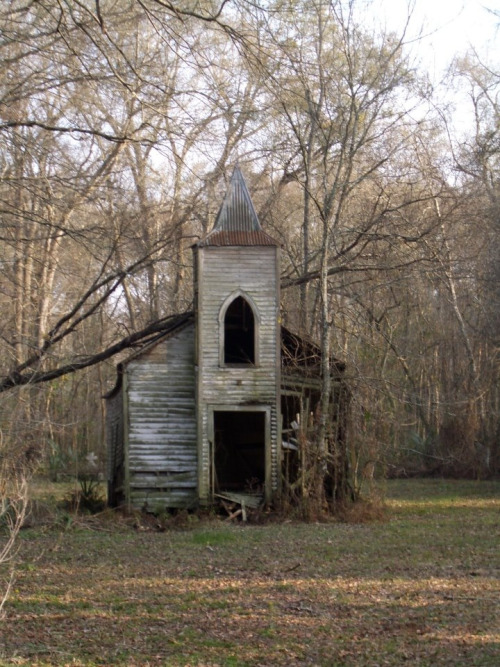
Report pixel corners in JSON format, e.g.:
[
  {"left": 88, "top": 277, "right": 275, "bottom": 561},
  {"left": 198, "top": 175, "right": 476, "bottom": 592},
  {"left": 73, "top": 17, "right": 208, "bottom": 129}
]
[{"left": 0, "top": 479, "right": 498, "bottom": 665}]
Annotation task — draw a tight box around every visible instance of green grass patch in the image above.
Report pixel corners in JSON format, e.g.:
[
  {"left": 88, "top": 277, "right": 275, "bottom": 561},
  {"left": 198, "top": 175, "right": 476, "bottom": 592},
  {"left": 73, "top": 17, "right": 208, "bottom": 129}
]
[{"left": 191, "top": 529, "right": 237, "bottom": 546}]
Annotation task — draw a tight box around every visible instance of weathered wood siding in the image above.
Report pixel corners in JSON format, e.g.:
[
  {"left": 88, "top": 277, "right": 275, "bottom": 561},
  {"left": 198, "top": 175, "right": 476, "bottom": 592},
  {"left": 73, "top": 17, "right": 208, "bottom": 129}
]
[
  {"left": 126, "top": 324, "right": 197, "bottom": 510},
  {"left": 195, "top": 246, "right": 281, "bottom": 502}
]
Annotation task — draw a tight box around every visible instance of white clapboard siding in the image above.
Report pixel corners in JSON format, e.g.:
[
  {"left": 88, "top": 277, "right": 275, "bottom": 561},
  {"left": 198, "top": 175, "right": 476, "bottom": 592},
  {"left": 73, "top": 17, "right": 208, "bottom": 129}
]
[
  {"left": 198, "top": 247, "right": 279, "bottom": 391},
  {"left": 126, "top": 324, "right": 197, "bottom": 510}
]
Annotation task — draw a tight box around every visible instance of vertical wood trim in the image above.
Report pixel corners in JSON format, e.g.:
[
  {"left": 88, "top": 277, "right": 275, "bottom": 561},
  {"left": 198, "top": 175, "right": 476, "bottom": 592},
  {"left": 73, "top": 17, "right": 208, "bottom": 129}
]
[
  {"left": 196, "top": 248, "right": 205, "bottom": 503},
  {"left": 192, "top": 247, "right": 200, "bottom": 367},
  {"left": 265, "top": 407, "right": 272, "bottom": 504},
  {"left": 275, "top": 246, "right": 282, "bottom": 494},
  {"left": 208, "top": 409, "right": 214, "bottom": 503},
  {"left": 122, "top": 371, "right": 131, "bottom": 510}
]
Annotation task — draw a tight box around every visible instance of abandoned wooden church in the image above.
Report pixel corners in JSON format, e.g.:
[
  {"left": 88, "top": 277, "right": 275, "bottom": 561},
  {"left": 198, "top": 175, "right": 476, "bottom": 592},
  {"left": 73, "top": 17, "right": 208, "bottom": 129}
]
[{"left": 106, "top": 168, "right": 347, "bottom": 511}]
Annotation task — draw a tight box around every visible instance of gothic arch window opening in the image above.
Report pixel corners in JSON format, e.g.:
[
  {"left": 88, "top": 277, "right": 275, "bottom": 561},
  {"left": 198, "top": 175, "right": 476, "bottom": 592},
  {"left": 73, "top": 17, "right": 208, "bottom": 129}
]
[{"left": 223, "top": 295, "right": 256, "bottom": 365}]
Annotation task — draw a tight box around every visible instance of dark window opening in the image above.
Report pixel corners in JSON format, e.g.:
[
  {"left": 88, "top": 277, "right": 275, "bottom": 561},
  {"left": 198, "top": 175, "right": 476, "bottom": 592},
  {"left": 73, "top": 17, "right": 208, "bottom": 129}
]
[
  {"left": 213, "top": 411, "right": 265, "bottom": 493},
  {"left": 224, "top": 296, "right": 255, "bottom": 365}
]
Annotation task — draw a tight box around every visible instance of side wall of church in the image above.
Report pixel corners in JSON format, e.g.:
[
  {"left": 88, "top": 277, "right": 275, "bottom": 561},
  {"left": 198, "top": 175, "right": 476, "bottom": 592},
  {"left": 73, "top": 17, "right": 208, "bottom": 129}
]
[{"left": 126, "top": 323, "right": 197, "bottom": 510}]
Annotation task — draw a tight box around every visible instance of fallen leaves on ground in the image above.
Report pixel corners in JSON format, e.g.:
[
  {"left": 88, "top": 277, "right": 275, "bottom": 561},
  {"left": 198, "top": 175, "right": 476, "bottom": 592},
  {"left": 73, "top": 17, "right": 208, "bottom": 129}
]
[{"left": 1, "top": 480, "right": 499, "bottom": 666}]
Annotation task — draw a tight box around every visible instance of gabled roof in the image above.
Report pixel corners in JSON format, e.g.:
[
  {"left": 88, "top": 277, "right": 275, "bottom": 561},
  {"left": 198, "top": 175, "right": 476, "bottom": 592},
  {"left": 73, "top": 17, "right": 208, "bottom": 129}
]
[
  {"left": 196, "top": 166, "right": 279, "bottom": 247},
  {"left": 103, "top": 312, "right": 194, "bottom": 398}
]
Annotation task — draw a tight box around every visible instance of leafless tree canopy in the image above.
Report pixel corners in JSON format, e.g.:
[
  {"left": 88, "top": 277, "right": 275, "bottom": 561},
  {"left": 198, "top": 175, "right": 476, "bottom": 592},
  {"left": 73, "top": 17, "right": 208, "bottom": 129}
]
[{"left": 0, "top": 0, "right": 498, "bottom": 481}]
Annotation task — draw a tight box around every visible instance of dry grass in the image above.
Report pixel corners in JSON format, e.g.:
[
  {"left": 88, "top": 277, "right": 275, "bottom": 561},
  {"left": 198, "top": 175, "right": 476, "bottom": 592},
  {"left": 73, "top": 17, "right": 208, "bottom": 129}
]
[{"left": 0, "top": 479, "right": 499, "bottom": 665}]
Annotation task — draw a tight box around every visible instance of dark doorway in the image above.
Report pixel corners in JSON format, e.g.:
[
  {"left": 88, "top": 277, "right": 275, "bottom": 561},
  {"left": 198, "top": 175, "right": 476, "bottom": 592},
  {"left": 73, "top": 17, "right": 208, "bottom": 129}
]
[
  {"left": 224, "top": 296, "right": 255, "bottom": 364},
  {"left": 213, "top": 411, "right": 265, "bottom": 493}
]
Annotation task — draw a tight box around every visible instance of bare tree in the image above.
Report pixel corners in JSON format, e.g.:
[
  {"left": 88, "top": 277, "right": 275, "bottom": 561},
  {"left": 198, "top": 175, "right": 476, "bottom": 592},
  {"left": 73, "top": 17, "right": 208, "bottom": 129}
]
[{"left": 254, "top": 0, "right": 441, "bottom": 500}]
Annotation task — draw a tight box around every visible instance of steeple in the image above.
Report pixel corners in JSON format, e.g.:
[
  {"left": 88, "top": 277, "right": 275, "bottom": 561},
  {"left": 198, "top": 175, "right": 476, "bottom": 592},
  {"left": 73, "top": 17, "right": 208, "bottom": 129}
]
[
  {"left": 196, "top": 166, "right": 278, "bottom": 247},
  {"left": 214, "top": 165, "right": 261, "bottom": 232}
]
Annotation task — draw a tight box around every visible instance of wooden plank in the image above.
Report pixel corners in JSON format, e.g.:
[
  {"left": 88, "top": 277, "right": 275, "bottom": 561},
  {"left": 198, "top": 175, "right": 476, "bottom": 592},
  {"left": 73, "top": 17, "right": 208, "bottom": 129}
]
[{"left": 215, "top": 491, "right": 263, "bottom": 509}]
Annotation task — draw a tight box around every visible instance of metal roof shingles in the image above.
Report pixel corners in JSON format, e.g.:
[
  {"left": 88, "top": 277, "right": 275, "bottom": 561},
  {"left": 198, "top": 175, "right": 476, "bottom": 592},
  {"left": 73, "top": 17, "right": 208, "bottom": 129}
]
[
  {"left": 214, "top": 167, "right": 260, "bottom": 233},
  {"left": 196, "top": 166, "right": 279, "bottom": 247}
]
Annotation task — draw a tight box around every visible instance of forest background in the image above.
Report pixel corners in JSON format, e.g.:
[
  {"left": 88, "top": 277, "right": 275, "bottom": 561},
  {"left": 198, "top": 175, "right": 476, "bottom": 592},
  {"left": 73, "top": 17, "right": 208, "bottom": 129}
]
[{"left": 0, "top": 0, "right": 498, "bottom": 505}]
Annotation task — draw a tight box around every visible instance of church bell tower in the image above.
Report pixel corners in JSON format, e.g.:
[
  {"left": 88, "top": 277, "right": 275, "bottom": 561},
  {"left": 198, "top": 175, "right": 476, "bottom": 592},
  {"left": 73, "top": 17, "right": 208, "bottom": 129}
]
[{"left": 192, "top": 167, "right": 281, "bottom": 504}]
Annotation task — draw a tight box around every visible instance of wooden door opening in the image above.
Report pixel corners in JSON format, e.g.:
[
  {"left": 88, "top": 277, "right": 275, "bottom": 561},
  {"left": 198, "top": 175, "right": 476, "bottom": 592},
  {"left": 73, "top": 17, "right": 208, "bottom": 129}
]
[{"left": 213, "top": 411, "right": 266, "bottom": 494}]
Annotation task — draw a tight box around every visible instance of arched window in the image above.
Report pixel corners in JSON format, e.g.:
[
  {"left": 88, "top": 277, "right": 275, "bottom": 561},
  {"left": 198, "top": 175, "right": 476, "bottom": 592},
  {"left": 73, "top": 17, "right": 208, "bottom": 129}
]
[{"left": 224, "top": 296, "right": 255, "bottom": 365}]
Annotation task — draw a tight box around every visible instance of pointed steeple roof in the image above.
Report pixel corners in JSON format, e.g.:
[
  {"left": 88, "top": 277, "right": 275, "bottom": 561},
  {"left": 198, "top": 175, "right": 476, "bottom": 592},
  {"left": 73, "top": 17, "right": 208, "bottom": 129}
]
[
  {"left": 215, "top": 165, "right": 260, "bottom": 232},
  {"left": 196, "top": 166, "right": 279, "bottom": 247}
]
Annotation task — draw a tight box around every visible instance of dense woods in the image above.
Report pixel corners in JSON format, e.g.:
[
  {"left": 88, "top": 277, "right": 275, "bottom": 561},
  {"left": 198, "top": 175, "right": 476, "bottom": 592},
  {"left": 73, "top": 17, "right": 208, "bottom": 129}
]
[{"left": 0, "top": 0, "right": 498, "bottom": 496}]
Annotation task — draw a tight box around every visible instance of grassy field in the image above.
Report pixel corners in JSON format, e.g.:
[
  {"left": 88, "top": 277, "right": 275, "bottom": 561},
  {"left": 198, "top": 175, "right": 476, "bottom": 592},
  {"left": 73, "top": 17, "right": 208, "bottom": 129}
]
[{"left": 0, "top": 479, "right": 499, "bottom": 666}]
